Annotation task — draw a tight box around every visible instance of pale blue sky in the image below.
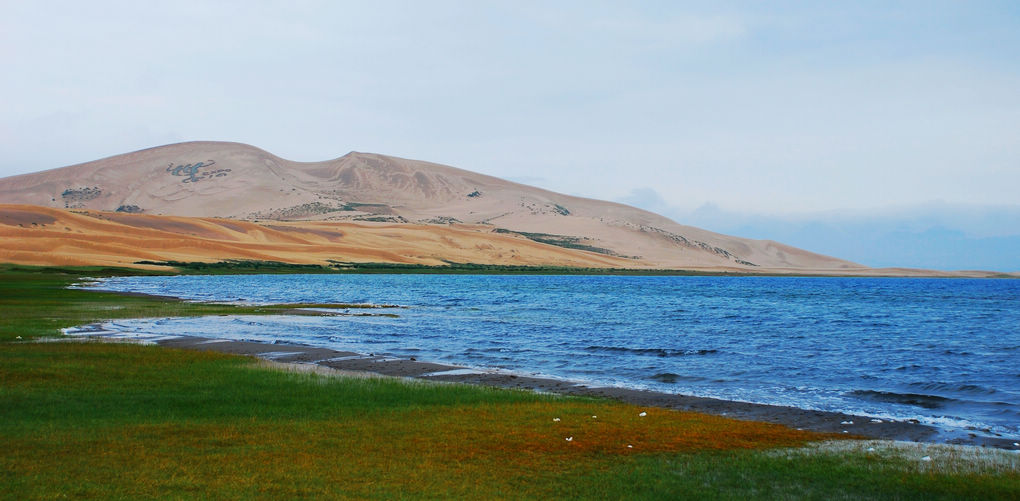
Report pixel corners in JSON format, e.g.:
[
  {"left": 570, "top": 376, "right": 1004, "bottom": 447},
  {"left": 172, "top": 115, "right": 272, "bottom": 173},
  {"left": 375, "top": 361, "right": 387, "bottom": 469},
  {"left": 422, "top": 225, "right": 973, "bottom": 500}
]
[{"left": 2, "top": 2, "right": 1018, "bottom": 268}]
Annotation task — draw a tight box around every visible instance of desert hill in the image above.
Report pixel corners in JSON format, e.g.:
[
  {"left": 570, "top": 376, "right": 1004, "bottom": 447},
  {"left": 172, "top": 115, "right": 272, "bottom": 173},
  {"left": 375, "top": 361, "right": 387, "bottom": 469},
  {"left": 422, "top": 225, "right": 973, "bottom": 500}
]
[
  {"left": 0, "top": 141, "right": 867, "bottom": 272},
  {"left": 0, "top": 204, "right": 634, "bottom": 270}
]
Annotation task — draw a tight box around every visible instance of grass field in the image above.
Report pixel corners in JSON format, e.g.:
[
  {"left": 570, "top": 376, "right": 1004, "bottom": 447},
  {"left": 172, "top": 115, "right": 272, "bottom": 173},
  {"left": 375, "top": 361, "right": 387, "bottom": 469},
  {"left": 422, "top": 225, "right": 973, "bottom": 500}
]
[{"left": 1, "top": 265, "right": 1018, "bottom": 499}]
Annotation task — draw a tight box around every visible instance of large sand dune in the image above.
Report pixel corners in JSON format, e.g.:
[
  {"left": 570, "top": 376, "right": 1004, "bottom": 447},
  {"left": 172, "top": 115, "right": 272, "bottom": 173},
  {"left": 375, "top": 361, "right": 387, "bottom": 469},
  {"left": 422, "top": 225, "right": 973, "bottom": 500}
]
[
  {"left": 0, "top": 141, "right": 870, "bottom": 271},
  {"left": 1, "top": 142, "right": 1010, "bottom": 275}
]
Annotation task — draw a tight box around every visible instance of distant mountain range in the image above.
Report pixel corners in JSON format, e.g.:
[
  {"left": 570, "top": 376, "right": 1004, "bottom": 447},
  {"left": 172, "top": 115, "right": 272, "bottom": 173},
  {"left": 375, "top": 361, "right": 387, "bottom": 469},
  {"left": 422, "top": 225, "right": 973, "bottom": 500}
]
[{"left": 0, "top": 141, "right": 1009, "bottom": 276}]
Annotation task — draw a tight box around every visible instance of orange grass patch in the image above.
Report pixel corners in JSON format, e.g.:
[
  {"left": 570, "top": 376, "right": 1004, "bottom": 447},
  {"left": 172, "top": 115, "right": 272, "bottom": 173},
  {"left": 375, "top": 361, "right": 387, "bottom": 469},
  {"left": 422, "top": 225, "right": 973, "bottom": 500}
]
[
  {"left": 3, "top": 398, "right": 828, "bottom": 498},
  {"left": 410, "top": 401, "right": 821, "bottom": 456}
]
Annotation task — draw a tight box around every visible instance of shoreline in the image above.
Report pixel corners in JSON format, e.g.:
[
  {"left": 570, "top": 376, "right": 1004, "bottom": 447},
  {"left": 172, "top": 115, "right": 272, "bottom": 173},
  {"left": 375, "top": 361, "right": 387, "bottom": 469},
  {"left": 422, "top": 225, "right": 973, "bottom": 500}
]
[
  {"left": 62, "top": 324, "right": 1020, "bottom": 450},
  {"left": 112, "top": 261, "right": 1020, "bottom": 278}
]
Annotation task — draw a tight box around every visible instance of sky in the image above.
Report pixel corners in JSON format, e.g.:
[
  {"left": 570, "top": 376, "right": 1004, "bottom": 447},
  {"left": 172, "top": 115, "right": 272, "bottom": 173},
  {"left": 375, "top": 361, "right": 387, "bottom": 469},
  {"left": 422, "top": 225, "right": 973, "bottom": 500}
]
[{"left": 2, "top": 1, "right": 1018, "bottom": 270}]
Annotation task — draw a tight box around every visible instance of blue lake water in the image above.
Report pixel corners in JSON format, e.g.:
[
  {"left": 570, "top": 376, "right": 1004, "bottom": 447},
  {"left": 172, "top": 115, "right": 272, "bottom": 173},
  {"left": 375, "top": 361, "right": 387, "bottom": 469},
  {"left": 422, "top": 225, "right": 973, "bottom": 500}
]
[{"left": 88, "top": 274, "right": 1020, "bottom": 439}]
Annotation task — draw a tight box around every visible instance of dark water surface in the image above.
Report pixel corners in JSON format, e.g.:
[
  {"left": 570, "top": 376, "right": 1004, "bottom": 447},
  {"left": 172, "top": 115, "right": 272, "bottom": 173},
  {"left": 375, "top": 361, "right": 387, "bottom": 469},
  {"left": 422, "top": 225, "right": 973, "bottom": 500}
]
[{"left": 89, "top": 274, "right": 1020, "bottom": 439}]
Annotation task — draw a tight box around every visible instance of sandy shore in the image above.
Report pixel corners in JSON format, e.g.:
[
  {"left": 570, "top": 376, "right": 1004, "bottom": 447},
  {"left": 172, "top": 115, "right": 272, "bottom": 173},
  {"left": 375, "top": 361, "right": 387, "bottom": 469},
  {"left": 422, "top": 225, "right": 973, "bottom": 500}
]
[{"left": 62, "top": 324, "right": 1020, "bottom": 450}]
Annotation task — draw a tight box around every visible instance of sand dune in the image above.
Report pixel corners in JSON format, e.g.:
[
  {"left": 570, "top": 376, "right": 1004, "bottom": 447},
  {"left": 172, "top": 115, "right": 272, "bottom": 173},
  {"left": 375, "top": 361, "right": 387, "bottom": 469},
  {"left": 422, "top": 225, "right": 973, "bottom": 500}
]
[
  {"left": 0, "top": 142, "right": 1011, "bottom": 276},
  {"left": 0, "top": 204, "right": 635, "bottom": 270},
  {"left": 0, "top": 141, "right": 866, "bottom": 271}
]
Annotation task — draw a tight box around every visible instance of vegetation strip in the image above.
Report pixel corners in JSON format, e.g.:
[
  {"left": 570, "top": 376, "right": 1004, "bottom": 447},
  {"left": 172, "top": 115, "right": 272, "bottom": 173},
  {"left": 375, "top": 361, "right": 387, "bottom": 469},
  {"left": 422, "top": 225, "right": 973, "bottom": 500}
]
[
  {"left": 132, "top": 259, "right": 759, "bottom": 275},
  {"left": 129, "top": 259, "right": 1020, "bottom": 278},
  {"left": 2, "top": 265, "right": 1018, "bottom": 499}
]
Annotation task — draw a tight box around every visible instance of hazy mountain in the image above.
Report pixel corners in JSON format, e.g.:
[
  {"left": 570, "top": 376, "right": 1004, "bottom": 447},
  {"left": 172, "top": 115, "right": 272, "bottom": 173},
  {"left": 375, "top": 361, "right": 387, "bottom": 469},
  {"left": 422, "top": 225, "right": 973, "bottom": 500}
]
[{"left": 615, "top": 187, "right": 1020, "bottom": 272}]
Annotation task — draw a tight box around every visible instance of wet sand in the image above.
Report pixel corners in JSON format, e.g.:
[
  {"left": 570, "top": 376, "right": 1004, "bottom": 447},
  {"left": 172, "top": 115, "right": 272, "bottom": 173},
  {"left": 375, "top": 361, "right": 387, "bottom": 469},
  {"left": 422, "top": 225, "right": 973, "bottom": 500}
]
[{"left": 64, "top": 324, "right": 1020, "bottom": 450}]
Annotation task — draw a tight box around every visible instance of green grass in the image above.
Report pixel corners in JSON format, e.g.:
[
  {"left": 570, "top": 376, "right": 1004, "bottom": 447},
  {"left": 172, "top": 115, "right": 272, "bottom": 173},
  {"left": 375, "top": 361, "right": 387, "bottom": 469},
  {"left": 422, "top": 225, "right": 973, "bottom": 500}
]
[
  {"left": 1, "top": 265, "right": 1018, "bottom": 499},
  {"left": 588, "top": 447, "right": 1019, "bottom": 500},
  {"left": 0, "top": 265, "right": 399, "bottom": 342}
]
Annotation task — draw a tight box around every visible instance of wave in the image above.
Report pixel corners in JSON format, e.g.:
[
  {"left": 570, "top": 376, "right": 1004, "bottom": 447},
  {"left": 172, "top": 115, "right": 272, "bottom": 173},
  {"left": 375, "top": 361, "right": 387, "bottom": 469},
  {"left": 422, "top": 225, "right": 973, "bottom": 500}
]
[
  {"left": 906, "top": 381, "right": 1001, "bottom": 396},
  {"left": 585, "top": 345, "right": 718, "bottom": 357},
  {"left": 848, "top": 389, "right": 953, "bottom": 409},
  {"left": 647, "top": 372, "right": 706, "bottom": 384}
]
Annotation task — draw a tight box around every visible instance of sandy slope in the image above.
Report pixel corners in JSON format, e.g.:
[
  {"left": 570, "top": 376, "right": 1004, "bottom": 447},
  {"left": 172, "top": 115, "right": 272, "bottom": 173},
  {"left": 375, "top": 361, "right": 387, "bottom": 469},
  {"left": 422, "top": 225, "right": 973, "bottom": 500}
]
[
  {"left": 1, "top": 204, "right": 1010, "bottom": 277},
  {"left": 0, "top": 205, "right": 634, "bottom": 270},
  {"left": 0, "top": 141, "right": 867, "bottom": 271}
]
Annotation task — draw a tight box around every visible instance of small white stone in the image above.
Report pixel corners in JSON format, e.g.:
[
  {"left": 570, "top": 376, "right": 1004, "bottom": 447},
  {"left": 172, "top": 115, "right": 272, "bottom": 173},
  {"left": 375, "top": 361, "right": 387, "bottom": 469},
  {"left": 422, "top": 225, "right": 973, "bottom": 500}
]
[
  {"left": 565, "top": 437, "right": 573, "bottom": 442},
  {"left": 842, "top": 430, "right": 849, "bottom": 433},
  {"left": 592, "top": 415, "right": 597, "bottom": 419},
  {"left": 1013, "top": 442, "right": 1019, "bottom": 447},
  {"left": 840, "top": 420, "right": 853, "bottom": 425},
  {"left": 553, "top": 418, "right": 560, "bottom": 422},
  {"left": 921, "top": 456, "right": 932, "bottom": 461},
  {"left": 867, "top": 447, "right": 875, "bottom": 452},
  {"left": 639, "top": 411, "right": 647, "bottom": 417},
  {"left": 627, "top": 445, "right": 633, "bottom": 448}
]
